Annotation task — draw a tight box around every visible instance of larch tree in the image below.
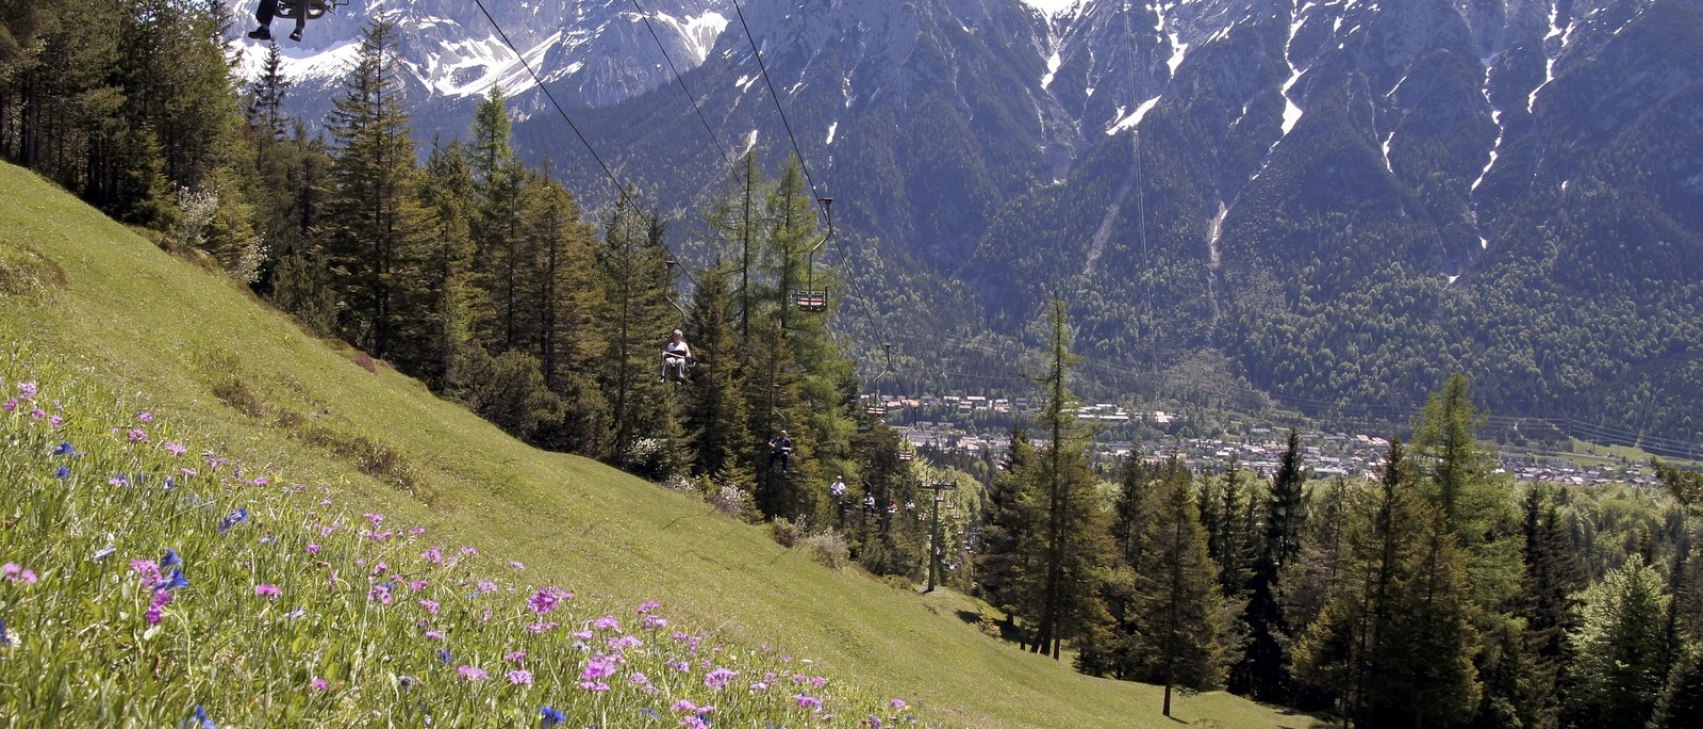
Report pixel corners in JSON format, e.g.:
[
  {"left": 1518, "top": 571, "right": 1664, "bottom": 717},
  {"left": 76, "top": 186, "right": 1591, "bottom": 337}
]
[{"left": 1013, "top": 300, "right": 1110, "bottom": 660}]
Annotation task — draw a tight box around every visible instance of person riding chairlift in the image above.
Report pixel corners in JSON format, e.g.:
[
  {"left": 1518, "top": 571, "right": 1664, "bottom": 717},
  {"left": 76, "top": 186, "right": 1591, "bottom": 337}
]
[
  {"left": 662, "top": 329, "right": 691, "bottom": 382},
  {"left": 247, "top": 0, "right": 307, "bottom": 42},
  {"left": 768, "top": 430, "right": 795, "bottom": 472}
]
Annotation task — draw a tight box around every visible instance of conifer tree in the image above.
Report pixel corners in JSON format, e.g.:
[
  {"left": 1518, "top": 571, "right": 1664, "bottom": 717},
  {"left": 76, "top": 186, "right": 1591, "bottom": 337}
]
[
  {"left": 976, "top": 425, "right": 1035, "bottom": 632},
  {"left": 1130, "top": 458, "right": 1227, "bottom": 716},
  {"left": 247, "top": 42, "right": 290, "bottom": 140},
  {"left": 593, "top": 195, "right": 676, "bottom": 470},
  {"left": 1513, "top": 487, "right": 1586, "bottom": 729},
  {"left": 1413, "top": 373, "right": 1520, "bottom": 608},
  {"left": 682, "top": 263, "right": 750, "bottom": 478},
  {"left": 1295, "top": 438, "right": 1482, "bottom": 728},
  {"left": 323, "top": 18, "right": 427, "bottom": 360},
  {"left": 1235, "top": 429, "right": 1308, "bottom": 700},
  {"left": 413, "top": 140, "right": 486, "bottom": 390},
  {"left": 1650, "top": 644, "right": 1703, "bottom": 729},
  {"left": 1013, "top": 300, "right": 1110, "bottom": 659},
  {"left": 1564, "top": 555, "right": 1671, "bottom": 729}
]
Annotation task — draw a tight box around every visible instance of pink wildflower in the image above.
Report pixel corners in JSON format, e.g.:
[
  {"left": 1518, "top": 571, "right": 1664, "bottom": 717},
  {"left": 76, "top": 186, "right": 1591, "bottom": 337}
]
[
  {"left": 367, "top": 584, "right": 392, "bottom": 605},
  {"left": 425, "top": 630, "right": 444, "bottom": 641},
  {"left": 137, "top": 412, "right": 153, "bottom": 422},
  {"left": 420, "top": 548, "right": 442, "bottom": 565},
  {"left": 409, "top": 527, "right": 427, "bottom": 536},
  {"left": 255, "top": 584, "right": 281, "bottom": 600},
  {"left": 363, "top": 513, "right": 385, "bottom": 526},
  {"left": 637, "top": 600, "right": 661, "bottom": 614},
  {"left": 888, "top": 699, "right": 907, "bottom": 710},
  {"left": 409, "top": 580, "right": 429, "bottom": 592},
  {"left": 526, "top": 621, "right": 558, "bottom": 634},
  {"left": 671, "top": 700, "right": 699, "bottom": 713},
  {"left": 311, "top": 677, "right": 328, "bottom": 692},
  {"left": 419, "top": 599, "right": 440, "bottom": 615},
  {"left": 795, "top": 694, "right": 822, "bottom": 710},
  {"left": 129, "top": 560, "right": 161, "bottom": 587},
  {"left": 643, "top": 614, "right": 670, "bottom": 630},
  {"left": 508, "top": 560, "right": 525, "bottom": 570},
  {"left": 505, "top": 651, "right": 527, "bottom": 664},
  {"left": 459, "top": 546, "right": 477, "bottom": 555},
  {"left": 1, "top": 398, "right": 15, "bottom": 412},
  {"left": 306, "top": 543, "right": 321, "bottom": 555},
  {"left": 457, "top": 665, "right": 488, "bottom": 682},
  {"left": 507, "top": 670, "right": 533, "bottom": 686},
  {"left": 476, "top": 580, "right": 497, "bottom": 594},
  {"left": 867, "top": 716, "right": 883, "bottom": 728},
  {"left": 126, "top": 428, "right": 147, "bottom": 444},
  {"left": 592, "top": 615, "right": 621, "bottom": 632}
]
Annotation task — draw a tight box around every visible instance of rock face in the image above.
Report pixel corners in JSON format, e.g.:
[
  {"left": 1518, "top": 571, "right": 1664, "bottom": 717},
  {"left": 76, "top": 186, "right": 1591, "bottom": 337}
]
[{"left": 253, "top": 0, "right": 1703, "bottom": 449}]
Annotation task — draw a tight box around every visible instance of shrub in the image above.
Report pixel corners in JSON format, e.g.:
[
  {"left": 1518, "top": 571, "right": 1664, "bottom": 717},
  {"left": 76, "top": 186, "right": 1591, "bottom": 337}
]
[{"left": 797, "top": 529, "right": 850, "bottom": 570}]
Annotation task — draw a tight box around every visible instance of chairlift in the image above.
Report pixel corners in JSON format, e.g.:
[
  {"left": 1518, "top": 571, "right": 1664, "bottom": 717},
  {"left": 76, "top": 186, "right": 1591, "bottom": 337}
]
[
  {"left": 897, "top": 448, "right": 914, "bottom": 462},
  {"left": 275, "top": 0, "right": 347, "bottom": 21},
  {"left": 792, "top": 197, "right": 834, "bottom": 313}
]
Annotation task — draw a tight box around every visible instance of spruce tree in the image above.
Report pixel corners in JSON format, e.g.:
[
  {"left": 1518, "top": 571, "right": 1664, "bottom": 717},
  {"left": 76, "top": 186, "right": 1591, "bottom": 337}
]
[
  {"left": 1130, "top": 458, "right": 1227, "bottom": 716},
  {"left": 1235, "top": 429, "right": 1308, "bottom": 700},
  {"left": 1564, "top": 555, "right": 1671, "bottom": 729},
  {"left": 323, "top": 18, "right": 427, "bottom": 360},
  {"left": 1412, "top": 373, "right": 1520, "bottom": 608},
  {"left": 414, "top": 140, "right": 486, "bottom": 391},
  {"left": 976, "top": 425, "right": 1035, "bottom": 633},
  {"left": 682, "top": 263, "right": 750, "bottom": 478},
  {"left": 592, "top": 195, "right": 676, "bottom": 471}
]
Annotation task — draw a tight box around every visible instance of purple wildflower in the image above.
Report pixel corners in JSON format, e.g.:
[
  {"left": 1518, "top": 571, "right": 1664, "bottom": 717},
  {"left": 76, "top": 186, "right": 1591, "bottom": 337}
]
[
  {"left": 507, "top": 670, "right": 533, "bottom": 686},
  {"left": 505, "top": 651, "right": 527, "bottom": 664},
  {"left": 637, "top": 600, "right": 661, "bottom": 614},
  {"left": 457, "top": 665, "right": 488, "bottom": 682},
  {"left": 705, "top": 668, "right": 738, "bottom": 691},
  {"left": 795, "top": 694, "right": 823, "bottom": 710},
  {"left": 164, "top": 441, "right": 187, "bottom": 456},
  {"left": 254, "top": 584, "right": 281, "bottom": 600},
  {"left": 311, "top": 677, "right": 328, "bottom": 692},
  {"left": 888, "top": 699, "right": 907, "bottom": 710},
  {"left": 419, "top": 599, "right": 439, "bottom": 615},
  {"left": 592, "top": 615, "right": 621, "bottom": 632},
  {"left": 528, "top": 588, "right": 559, "bottom": 615}
]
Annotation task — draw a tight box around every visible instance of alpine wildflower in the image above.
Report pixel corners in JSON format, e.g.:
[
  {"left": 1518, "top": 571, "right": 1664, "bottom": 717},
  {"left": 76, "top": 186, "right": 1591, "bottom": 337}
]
[
  {"left": 254, "top": 584, "right": 281, "bottom": 600},
  {"left": 540, "top": 707, "right": 566, "bottom": 728},
  {"left": 507, "top": 669, "right": 533, "bottom": 686},
  {"left": 217, "top": 508, "right": 249, "bottom": 534},
  {"left": 457, "top": 665, "right": 488, "bottom": 682}
]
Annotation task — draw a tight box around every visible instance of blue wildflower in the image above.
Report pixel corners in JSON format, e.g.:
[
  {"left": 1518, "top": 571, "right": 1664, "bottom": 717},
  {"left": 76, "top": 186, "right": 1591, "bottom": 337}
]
[
  {"left": 161, "top": 549, "right": 181, "bottom": 568},
  {"left": 0, "top": 617, "right": 8, "bottom": 646},
  {"left": 259, "top": 534, "right": 275, "bottom": 545},
  {"left": 165, "top": 476, "right": 176, "bottom": 490},
  {"left": 437, "top": 649, "right": 452, "bottom": 664},
  {"left": 540, "top": 707, "right": 566, "bottom": 727},
  {"left": 54, "top": 465, "right": 69, "bottom": 479},
  {"left": 155, "top": 568, "right": 189, "bottom": 592},
  {"left": 92, "top": 545, "right": 116, "bottom": 561},
  {"left": 51, "top": 441, "right": 75, "bottom": 456},
  {"left": 641, "top": 707, "right": 660, "bottom": 720},
  {"left": 217, "top": 507, "right": 249, "bottom": 534},
  {"left": 184, "top": 704, "right": 215, "bottom": 729}
]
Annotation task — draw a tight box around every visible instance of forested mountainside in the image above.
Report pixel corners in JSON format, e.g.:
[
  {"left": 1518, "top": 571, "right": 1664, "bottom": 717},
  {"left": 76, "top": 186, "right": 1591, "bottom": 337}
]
[{"left": 249, "top": 0, "right": 1700, "bottom": 450}]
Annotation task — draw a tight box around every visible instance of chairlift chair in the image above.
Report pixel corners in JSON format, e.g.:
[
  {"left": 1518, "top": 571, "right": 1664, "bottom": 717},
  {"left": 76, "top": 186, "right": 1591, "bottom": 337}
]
[
  {"left": 897, "top": 448, "right": 914, "bottom": 462},
  {"left": 793, "top": 197, "right": 834, "bottom": 313},
  {"left": 275, "top": 0, "right": 346, "bottom": 20}
]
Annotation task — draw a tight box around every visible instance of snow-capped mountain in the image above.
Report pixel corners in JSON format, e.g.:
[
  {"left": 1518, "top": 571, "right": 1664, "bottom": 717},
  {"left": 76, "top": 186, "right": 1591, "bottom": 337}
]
[
  {"left": 249, "top": 0, "right": 1703, "bottom": 447},
  {"left": 233, "top": 0, "right": 730, "bottom": 118}
]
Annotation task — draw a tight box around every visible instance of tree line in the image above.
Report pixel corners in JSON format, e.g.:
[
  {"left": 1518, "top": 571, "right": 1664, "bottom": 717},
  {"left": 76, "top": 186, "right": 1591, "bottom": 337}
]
[{"left": 972, "top": 316, "right": 1703, "bottom": 727}]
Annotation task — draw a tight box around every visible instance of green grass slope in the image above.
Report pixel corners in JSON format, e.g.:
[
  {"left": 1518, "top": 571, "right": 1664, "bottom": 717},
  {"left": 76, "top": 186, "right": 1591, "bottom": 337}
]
[{"left": 0, "top": 162, "right": 1312, "bottom": 728}]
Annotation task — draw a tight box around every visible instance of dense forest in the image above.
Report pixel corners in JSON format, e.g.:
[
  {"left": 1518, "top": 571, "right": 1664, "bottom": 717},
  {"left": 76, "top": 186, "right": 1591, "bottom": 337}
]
[{"left": 4, "top": 4, "right": 1703, "bottom": 727}]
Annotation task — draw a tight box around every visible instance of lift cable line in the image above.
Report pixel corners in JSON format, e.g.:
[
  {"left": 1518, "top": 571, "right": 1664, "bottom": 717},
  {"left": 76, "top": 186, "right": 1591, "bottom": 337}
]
[
  {"left": 727, "top": 0, "right": 899, "bottom": 373},
  {"left": 471, "top": 0, "right": 702, "bottom": 295},
  {"left": 730, "top": 0, "right": 822, "bottom": 201},
  {"left": 630, "top": 0, "right": 731, "bottom": 164}
]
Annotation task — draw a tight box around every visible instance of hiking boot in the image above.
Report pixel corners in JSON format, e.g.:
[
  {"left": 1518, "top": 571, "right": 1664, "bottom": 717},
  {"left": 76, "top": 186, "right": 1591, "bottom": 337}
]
[
  {"left": 247, "top": 27, "right": 271, "bottom": 40},
  {"left": 289, "top": 29, "right": 302, "bottom": 42}
]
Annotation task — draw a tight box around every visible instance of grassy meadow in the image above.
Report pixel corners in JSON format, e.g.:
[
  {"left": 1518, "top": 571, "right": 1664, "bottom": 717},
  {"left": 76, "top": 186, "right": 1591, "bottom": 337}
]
[{"left": 0, "top": 161, "right": 1314, "bottom": 728}]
